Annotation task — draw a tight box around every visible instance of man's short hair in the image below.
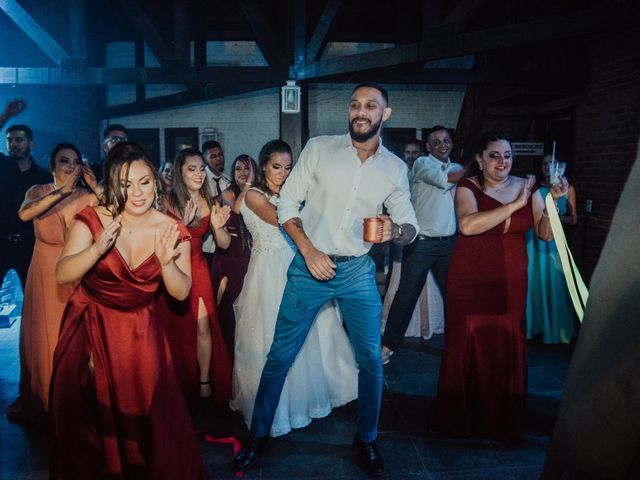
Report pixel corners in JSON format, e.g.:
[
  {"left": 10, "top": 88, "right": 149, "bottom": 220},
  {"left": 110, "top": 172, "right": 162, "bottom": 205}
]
[
  {"left": 201, "top": 140, "right": 222, "bottom": 152},
  {"left": 351, "top": 82, "right": 389, "bottom": 105},
  {"left": 103, "top": 124, "right": 128, "bottom": 139},
  {"left": 6, "top": 124, "right": 33, "bottom": 140},
  {"left": 405, "top": 138, "right": 422, "bottom": 148},
  {"left": 426, "top": 125, "right": 450, "bottom": 142}
]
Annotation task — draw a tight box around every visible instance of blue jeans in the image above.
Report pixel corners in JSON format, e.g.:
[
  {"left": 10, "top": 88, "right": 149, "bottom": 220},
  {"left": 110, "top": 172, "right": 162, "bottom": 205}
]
[{"left": 250, "top": 253, "right": 383, "bottom": 442}]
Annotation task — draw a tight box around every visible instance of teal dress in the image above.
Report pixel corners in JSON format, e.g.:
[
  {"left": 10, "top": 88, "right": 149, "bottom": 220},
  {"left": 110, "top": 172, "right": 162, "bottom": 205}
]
[{"left": 525, "top": 187, "right": 576, "bottom": 343}]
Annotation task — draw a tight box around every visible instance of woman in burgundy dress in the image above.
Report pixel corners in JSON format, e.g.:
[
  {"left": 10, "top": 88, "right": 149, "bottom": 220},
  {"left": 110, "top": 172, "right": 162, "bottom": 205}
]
[
  {"left": 212, "top": 154, "right": 257, "bottom": 359},
  {"left": 50, "top": 143, "right": 206, "bottom": 478},
  {"left": 435, "top": 132, "right": 568, "bottom": 443},
  {"left": 160, "top": 148, "right": 233, "bottom": 409}
]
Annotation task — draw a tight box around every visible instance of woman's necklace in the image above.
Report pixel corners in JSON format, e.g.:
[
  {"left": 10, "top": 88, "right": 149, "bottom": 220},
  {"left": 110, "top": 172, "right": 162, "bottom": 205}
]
[
  {"left": 486, "top": 176, "right": 512, "bottom": 193},
  {"left": 121, "top": 213, "right": 152, "bottom": 235}
]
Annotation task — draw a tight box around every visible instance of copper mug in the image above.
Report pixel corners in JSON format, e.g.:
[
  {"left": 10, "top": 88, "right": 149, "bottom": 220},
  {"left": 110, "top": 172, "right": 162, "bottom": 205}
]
[{"left": 363, "top": 217, "right": 384, "bottom": 243}]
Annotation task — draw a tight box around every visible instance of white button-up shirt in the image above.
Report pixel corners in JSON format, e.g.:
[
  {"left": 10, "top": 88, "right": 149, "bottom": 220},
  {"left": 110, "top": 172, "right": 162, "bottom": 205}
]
[
  {"left": 203, "top": 168, "right": 231, "bottom": 253},
  {"left": 278, "top": 134, "right": 419, "bottom": 257},
  {"left": 410, "top": 154, "right": 462, "bottom": 237}
]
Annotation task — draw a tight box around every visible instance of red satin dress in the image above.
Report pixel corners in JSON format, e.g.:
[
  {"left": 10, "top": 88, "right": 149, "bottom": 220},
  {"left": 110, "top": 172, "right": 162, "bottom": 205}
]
[
  {"left": 157, "top": 212, "right": 232, "bottom": 412},
  {"left": 49, "top": 207, "right": 206, "bottom": 479},
  {"left": 436, "top": 178, "right": 536, "bottom": 443}
]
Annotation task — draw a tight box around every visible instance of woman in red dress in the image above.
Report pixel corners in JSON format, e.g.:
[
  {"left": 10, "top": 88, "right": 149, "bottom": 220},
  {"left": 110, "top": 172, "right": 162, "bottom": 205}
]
[
  {"left": 49, "top": 143, "right": 206, "bottom": 479},
  {"left": 212, "top": 154, "right": 257, "bottom": 359},
  {"left": 435, "top": 132, "right": 568, "bottom": 443},
  {"left": 160, "top": 148, "right": 233, "bottom": 409}
]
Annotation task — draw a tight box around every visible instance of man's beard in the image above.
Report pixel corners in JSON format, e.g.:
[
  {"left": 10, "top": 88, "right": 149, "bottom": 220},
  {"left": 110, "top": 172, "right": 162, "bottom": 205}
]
[
  {"left": 10, "top": 149, "right": 29, "bottom": 160},
  {"left": 349, "top": 117, "right": 382, "bottom": 143}
]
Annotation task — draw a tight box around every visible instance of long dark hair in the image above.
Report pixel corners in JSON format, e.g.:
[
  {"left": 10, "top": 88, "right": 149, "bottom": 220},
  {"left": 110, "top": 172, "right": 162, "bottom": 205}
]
[
  {"left": 168, "top": 148, "right": 214, "bottom": 218},
  {"left": 227, "top": 154, "right": 258, "bottom": 198},
  {"left": 468, "top": 131, "right": 512, "bottom": 191},
  {"left": 48, "top": 142, "right": 82, "bottom": 172},
  {"left": 102, "top": 142, "right": 162, "bottom": 217},
  {"left": 256, "top": 140, "right": 292, "bottom": 197}
]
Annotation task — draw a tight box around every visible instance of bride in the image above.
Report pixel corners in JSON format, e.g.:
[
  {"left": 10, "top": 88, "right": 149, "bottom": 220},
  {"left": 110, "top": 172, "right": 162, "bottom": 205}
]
[{"left": 230, "top": 139, "right": 358, "bottom": 437}]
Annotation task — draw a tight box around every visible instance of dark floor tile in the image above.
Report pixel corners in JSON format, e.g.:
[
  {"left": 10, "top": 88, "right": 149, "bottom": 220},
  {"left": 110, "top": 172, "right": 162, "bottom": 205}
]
[
  {"left": 413, "top": 434, "right": 504, "bottom": 472},
  {"left": 429, "top": 465, "right": 541, "bottom": 480},
  {"left": 527, "top": 366, "right": 565, "bottom": 394},
  {"left": 0, "top": 313, "right": 573, "bottom": 479}
]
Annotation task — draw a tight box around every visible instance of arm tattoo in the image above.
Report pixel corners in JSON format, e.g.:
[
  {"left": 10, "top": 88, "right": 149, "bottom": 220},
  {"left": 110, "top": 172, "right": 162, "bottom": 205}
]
[
  {"left": 284, "top": 217, "right": 310, "bottom": 242},
  {"left": 393, "top": 223, "right": 416, "bottom": 246}
]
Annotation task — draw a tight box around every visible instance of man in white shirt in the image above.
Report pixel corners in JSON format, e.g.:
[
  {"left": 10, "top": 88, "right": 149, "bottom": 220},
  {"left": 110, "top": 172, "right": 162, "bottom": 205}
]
[
  {"left": 381, "top": 126, "right": 466, "bottom": 364},
  {"left": 232, "top": 83, "right": 419, "bottom": 477},
  {"left": 201, "top": 140, "right": 231, "bottom": 261},
  {"left": 403, "top": 138, "right": 423, "bottom": 170}
]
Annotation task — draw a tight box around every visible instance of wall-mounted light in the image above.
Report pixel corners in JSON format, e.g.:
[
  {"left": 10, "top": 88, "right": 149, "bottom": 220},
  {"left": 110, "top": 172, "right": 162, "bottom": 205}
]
[{"left": 281, "top": 80, "right": 301, "bottom": 113}]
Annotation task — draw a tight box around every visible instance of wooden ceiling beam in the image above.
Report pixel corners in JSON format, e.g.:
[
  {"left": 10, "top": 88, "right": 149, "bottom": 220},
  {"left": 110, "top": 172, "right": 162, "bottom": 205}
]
[
  {"left": 0, "top": 66, "right": 286, "bottom": 85},
  {"left": 305, "top": 0, "right": 341, "bottom": 63},
  {"left": 237, "top": 0, "right": 287, "bottom": 66},
  {"left": 104, "top": 82, "right": 280, "bottom": 117},
  {"left": 293, "top": 1, "right": 633, "bottom": 80},
  {"left": 0, "top": 0, "right": 70, "bottom": 66},
  {"left": 119, "top": 0, "right": 176, "bottom": 66}
]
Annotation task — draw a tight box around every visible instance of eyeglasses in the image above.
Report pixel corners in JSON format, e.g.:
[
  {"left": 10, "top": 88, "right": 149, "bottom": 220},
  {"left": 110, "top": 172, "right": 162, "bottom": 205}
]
[{"left": 105, "top": 135, "right": 128, "bottom": 145}]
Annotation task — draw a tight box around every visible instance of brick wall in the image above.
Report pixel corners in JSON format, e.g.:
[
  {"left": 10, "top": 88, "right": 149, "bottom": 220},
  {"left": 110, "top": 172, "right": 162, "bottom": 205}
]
[
  {"left": 308, "top": 84, "right": 466, "bottom": 138},
  {"left": 572, "top": 26, "right": 640, "bottom": 279},
  {"left": 107, "top": 88, "right": 281, "bottom": 171}
]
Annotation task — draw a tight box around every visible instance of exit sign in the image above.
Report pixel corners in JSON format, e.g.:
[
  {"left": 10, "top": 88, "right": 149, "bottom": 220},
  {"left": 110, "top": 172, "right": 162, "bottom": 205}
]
[{"left": 512, "top": 142, "right": 545, "bottom": 155}]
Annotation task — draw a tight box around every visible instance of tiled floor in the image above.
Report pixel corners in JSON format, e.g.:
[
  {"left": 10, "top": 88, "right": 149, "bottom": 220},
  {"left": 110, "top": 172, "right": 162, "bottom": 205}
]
[{"left": 0, "top": 314, "right": 573, "bottom": 479}]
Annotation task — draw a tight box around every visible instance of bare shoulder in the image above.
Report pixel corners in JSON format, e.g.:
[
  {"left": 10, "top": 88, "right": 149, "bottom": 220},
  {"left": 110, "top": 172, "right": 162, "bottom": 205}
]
[
  {"left": 151, "top": 209, "right": 179, "bottom": 228},
  {"left": 461, "top": 176, "right": 479, "bottom": 190},
  {"left": 93, "top": 205, "right": 114, "bottom": 225},
  {"left": 221, "top": 189, "right": 236, "bottom": 205},
  {"left": 245, "top": 188, "right": 268, "bottom": 204}
]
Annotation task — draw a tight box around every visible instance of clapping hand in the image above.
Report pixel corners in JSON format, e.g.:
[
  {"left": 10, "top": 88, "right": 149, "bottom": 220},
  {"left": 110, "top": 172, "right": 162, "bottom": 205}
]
[
  {"left": 513, "top": 175, "right": 536, "bottom": 209},
  {"left": 182, "top": 198, "right": 198, "bottom": 226},
  {"left": 155, "top": 223, "right": 181, "bottom": 267},
  {"left": 82, "top": 161, "right": 99, "bottom": 192},
  {"left": 94, "top": 216, "right": 121, "bottom": 256},
  {"left": 211, "top": 203, "right": 231, "bottom": 230}
]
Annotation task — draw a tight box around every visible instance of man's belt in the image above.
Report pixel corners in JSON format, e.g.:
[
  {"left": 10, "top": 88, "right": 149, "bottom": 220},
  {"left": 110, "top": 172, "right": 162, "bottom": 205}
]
[{"left": 327, "top": 255, "right": 359, "bottom": 263}]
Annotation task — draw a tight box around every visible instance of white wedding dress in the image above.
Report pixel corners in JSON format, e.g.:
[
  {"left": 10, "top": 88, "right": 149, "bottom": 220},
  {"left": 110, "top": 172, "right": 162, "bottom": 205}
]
[{"left": 230, "top": 190, "right": 359, "bottom": 437}]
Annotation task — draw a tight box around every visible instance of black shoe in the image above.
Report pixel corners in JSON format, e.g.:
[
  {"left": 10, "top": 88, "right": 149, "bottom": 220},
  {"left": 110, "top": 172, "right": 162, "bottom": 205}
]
[
  {"left": 231, "top": 435, "right": 267, "bottom": 472},
  {"left": 353, "top": 435, "right": 384, "bottom": 477}
]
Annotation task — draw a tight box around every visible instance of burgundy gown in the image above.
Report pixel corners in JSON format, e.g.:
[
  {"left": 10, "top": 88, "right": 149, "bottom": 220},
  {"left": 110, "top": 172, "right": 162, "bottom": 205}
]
[
  {"left": 211, "top": 211, "right": 251, "bottom": 360},
  {"left": 157, "top": 211, "right": 232, "bottom": 411},
  {"left": 49, "top": 207, "right": 206, "bottom": 479},
  {"left": 436, "top": 178, "right": 536, "bottom": 443}
]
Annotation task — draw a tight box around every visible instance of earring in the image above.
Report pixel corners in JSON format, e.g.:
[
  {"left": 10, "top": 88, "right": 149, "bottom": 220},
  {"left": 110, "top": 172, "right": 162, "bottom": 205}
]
[
  {"left": 479, "top": 165, "right": 483, "bottom": 171},
  {"left": 153, "top": 185, "right": 159, "bottom": 209}
]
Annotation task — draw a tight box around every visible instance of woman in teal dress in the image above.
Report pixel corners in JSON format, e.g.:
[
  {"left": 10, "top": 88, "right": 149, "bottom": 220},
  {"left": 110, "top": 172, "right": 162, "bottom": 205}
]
[{"left": 526, "top": 154, "right": 578, "bottom": 343}]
